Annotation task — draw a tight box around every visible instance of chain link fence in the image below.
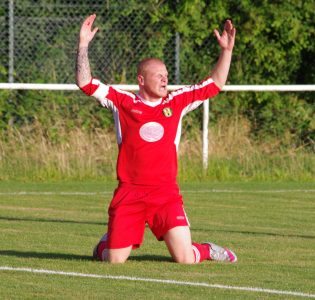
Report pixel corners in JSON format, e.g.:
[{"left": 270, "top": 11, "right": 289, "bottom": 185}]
[
  {"left": 0, "top": 0, "right": 213, "bottom": 85},
  {"left": 0, "top": 1, "right": 216, "bottom": 177},
  {"left": 0, "top": 0, "right": 210, "bottom": 130}
]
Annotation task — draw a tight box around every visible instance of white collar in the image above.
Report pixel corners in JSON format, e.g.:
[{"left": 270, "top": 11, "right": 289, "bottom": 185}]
[{"left": 137, "top": 94, "right": 162, "bottom": 107}]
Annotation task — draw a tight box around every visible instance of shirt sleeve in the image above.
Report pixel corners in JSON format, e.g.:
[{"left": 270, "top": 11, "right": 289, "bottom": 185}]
[
  {"left": 167, "top": 77, "right": 221, "bottom": 115},
  {"left": 80, "top": 78, "right": 125, "bottom": 111}
]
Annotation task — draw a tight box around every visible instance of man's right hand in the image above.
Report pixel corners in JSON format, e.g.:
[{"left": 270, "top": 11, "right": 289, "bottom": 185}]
[
  {"left": 76, "top": 14, "right": 98, "bottom": 87},
  {"left": 79, "top": 14, "right": 99, "bottom": 47}
]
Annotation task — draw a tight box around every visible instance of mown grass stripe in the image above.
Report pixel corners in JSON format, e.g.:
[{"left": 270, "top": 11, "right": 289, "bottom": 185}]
[
  {"left": 1, "top": 266, "right": 314, "bottom": 298},
  {"left": 0, "top": 189, "right": 314, "bottom": 196}
]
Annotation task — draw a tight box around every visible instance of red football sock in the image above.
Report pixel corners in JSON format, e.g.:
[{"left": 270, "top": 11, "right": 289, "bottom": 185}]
[{"left": 192, "top": 242, "right": 210, "bottom": 263}]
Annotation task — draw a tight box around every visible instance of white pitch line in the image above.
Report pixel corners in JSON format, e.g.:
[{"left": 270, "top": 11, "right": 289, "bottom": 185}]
[
  {"left": 0, "top": 189, "right": 314, "bottom": 196},
  {"left": 1, "top": 266, "right": 314, "bottom": 298},
  {"left": 0, "top": 191, "right": 113, "bottom": 196},
  {"left": 183, "top": 189, "right": 315, "bottom": 194}
]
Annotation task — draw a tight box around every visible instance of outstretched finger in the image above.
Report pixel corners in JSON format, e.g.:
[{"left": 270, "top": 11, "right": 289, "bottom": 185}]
[
  {"left": 84, "top": 14, "right": 97, "bottom": 29},
  {"left": 224, "top": 19, "right": 234, "bottom": 33},
  {"left": 224, "top": 18, "right": 232, "bottom": 26},
  {"left": 91, "top": 26, "right": 99, "bottom": 37},
  {"left": 231, "top": 27, "right": 236, "bottom": 38},
  {"left": 213, "top": 29, "right": 221, "bottom": 41}
]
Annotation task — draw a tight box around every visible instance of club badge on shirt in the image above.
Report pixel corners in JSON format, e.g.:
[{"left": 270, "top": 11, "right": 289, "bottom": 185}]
[{"left": 163, "top": 107, "right": 173, "bottom": 117}]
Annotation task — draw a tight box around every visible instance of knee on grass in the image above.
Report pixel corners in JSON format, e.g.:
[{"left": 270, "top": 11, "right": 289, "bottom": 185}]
[
  {"left": 171, "top": 253, "right": 195, "bottom": 264},
  {"left": 101, "top": 247, "right": 132, "bottom": 264}
]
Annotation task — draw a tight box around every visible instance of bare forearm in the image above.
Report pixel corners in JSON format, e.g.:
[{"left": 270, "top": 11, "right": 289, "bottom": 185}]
[
  {"left": 76, "top": 46, "right": 92, "bottom": 87},
  {"left": 211, "top": 49, "right": 233, "bottom": 89}
]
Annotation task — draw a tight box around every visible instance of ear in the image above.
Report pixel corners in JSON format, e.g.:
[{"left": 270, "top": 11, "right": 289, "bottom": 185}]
[{"left": 137, "top": 74, "right": 144, "bottom": 86}]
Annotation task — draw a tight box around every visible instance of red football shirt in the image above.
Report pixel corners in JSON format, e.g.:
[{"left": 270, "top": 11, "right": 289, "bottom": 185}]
[{"left": 81, "top": 77, "right": 220, "bottom": 185}]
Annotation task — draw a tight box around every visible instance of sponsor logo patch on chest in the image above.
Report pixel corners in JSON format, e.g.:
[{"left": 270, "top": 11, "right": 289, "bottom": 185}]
[
  {"left": 139, "top": 122, "right": 164, "bottom": 142},
  {"left": 131, "top": 109, "right": 143, "bottom": 115}
]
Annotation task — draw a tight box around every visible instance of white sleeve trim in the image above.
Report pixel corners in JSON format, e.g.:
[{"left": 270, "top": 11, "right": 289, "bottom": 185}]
[{"left": 91, "top": 80, "right": 116, "bottom": 110}]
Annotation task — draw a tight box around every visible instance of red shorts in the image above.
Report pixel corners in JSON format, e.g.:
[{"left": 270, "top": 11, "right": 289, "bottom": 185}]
[{"left": 106, "top": 183, "right": 189, "bottom": 249}]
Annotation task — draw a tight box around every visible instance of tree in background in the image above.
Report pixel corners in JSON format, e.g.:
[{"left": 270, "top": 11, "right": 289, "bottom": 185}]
[{"left": 0, "top": 0, "right": 314, "bottom": 148}]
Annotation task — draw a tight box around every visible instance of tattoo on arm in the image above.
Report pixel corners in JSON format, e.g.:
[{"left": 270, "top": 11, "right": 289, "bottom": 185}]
[{"left": 76, "top": 47, "right": 92, "bottom": 86}]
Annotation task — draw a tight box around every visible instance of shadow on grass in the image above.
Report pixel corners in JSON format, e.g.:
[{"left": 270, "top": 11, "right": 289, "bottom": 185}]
[
  {"left": 0, "top": 216, "right": 106, "bottom": 226},
  {"left": 191, "top": 228, "right": 315, "bottom": 240},
  {"left": 0, "top": 250, "right": 91, "bottom": 261},
  {"left": 0, "top": 250, "right": 171, "bottom": 263},
  {"left": 129, "top": 255, "right": 172, "bottom": 263}
]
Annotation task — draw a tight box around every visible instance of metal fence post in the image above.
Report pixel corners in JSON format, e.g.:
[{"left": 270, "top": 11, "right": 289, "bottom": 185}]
[
  {"left": 8, "top": 0, "right": 14, "bottom": 83},
  {"left": 202, "top": 99, "right": 209, "bottom": 170},
  {"left": 175, "top": 32, "right": 180, "bottom": 84}
]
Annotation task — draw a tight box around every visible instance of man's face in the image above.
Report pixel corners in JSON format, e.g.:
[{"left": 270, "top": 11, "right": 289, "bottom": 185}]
[{"left": 138, "top": 61, "right": 168, "bottom": 101}]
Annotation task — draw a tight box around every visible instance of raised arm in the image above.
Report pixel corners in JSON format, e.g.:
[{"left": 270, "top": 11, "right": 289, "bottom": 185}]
[
  {"left": 76, "top": 14, "right": 99, "bottom": 88},
  {"left": 211, "top": 19, "right": 236, "bottom": 89}
]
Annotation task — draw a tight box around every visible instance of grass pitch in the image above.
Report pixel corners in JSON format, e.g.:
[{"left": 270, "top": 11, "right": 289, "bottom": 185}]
[{"left": 0, "top": 181, "right": 314, "bottom": 299}]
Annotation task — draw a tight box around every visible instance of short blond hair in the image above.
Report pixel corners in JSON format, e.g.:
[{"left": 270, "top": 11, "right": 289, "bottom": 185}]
[{"left": 137, "top": 57, "right": 165, "bottom": 75}]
